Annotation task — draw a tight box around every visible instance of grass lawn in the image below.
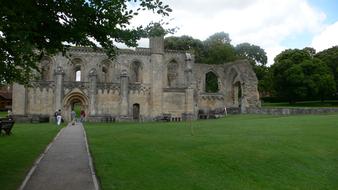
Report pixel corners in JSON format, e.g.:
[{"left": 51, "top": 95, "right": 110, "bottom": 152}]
[
  {"left": 0, "top": 123, "right": 61, "bottom": 190},
  {"left": 85, "top": 114, "right": 338, "bottom": 190},
  {"left": 0, "top": 111, "right": 8, "bottom": 117},
  {"left": 262, "top": 100, "right": 338, "bottom": 108}
]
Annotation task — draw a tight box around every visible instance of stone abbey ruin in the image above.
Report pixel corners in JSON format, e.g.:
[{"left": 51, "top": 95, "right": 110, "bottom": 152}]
[{"left": 12, "top": 36, "right": 260, "bottom": 122}]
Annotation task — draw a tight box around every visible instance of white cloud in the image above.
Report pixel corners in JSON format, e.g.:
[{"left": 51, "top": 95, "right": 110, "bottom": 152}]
[
  {"left": 126, "top": 0, "right": 327, "bottom": 65},
  {"left": 311, "top": 21, "right": 338, "bottom": 52}
]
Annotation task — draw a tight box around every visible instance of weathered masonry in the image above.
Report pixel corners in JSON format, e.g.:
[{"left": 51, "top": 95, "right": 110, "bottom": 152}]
[{"left": 12, "top": 36, "right": 260, "bottom": 122}]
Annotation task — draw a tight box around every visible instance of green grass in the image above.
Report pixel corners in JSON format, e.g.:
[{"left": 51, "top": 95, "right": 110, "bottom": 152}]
[
  {"left": 85, "top": 114, "right": 338, "bottom": 190},
  {"left": 0, "top": 111, "right": 8, "bottom": 117},
  {"left": 0, "top": 123, "right": 61, "bottom": 190},
  {"left": 262, "top": 100, "right": 338, "bottom": 108}
]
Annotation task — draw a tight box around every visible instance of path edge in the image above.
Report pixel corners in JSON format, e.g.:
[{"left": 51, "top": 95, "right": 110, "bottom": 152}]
[
  {"left": 18, "top": 126, "right": 66, "bottom": 190},
  {"left": 82, "top": 124, "right": 100, "bottom": 190}
]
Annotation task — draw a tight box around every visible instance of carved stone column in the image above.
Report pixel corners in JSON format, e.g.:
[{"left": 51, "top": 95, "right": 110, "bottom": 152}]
[
  {"left": 54, "top": 66, "right": 64, "bottom": 112},
  {"left": 88, "top": 69, "right": 97, "bottom": 116}
]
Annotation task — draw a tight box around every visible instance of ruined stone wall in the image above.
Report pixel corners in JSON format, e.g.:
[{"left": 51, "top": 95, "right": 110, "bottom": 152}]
[
  {"left": 12, "top": 38, "right": 260, "bottom": 122},
  {"left": 162, "top": 89, "right": 187, "bottom": 116},
  {"left": 26, "top": 82, "right": 55, "bottom": 115},
  {"left": 193, "top": 60, "right": 260, "bottom": 112},
  {"left": 198, "top": 94, "right": 225, "bottom": 111},
  {"left": 96, "top": 88, "right": 120, "bottom": 115},
  {"left": 163, "top": 51, "right": 188, "bottom": 88},
  {"left": 128, "top": 87, "right": 151, "bottom": 117}
]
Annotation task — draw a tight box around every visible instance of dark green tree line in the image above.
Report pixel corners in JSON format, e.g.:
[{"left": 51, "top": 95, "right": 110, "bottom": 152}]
[
  {"left": 315, "top": 46, "right": 338, "bottom": 93},
  {"left": 271, "top": 48, "right": 336, "bottom": 103}
]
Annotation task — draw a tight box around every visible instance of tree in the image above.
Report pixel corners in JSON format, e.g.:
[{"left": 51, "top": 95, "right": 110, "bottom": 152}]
[
  {"left": 315, "top": 46, "right": 338, "bottom": 94},
  {"left": 271, "top": 49, "right": 336, "bottom": 103},
  {"left": 235, "top": 43, "right": 267, "bottom": 66},
  {"left": 202, "top": 32, "right": 236, "bottom": 64},
  {"left": 202, "top": 43, "right": 237, "bottom": 64},
  {"left": 0, "top": 0, "right": 172, "bottom": 85},
  {"left": 303, "top": 47, "right": 316, "bottom": 57},
  {"left": 235, "top": 43, "right": 269, "bottom": 95},
  {"left": 164, "top": 35, "right": 205, "bottom": 62},
  {"left": 204, "top": 32, "right": 231, "bottom": 46},
  {"left": 164, "top": 32, "right": 237, "bottom": 64}
]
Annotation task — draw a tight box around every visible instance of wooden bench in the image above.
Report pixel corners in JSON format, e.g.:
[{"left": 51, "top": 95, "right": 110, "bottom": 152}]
[{"left": 0, "top": 119, "right": 15, "bottom": 135}]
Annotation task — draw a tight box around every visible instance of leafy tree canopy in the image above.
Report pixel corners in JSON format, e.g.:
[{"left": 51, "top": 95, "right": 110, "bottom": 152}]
[
  {"left": 202, "top": 32, "right": 236, "bottom": 64},
  {"left": 204, "top": 32, "right": 231, "bottom": 46},
  {"left": 164, "top": 35, "right": 203, "bottom": 51},
  {"left": 235, "top": 43, "right": 267, "bottom": 66},
  {"left": 0, "top": 0, "right": 172, "bottom": 85},
  {"left": 164, "top": 33, "right": 237, "bottom": 64},
  {"left": 315, "top": 46, "right": 338, "bottom": 91},
  {"left": 271, "top": 49, "right": 336, "bottom": 103}
]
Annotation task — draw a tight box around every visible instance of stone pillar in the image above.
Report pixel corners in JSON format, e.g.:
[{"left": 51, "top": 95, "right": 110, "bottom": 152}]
[
  {"left": 185, "top": 86, "right": 194, "bottom": 114},
  {"left": 120, "top": 69, "right": 129, "bottom": 116},
  {"left": 54, "top": 66, "right": 64, "bottom": 112},
  {"left": 12, "top": 83, "right": 27, "bottom": 115},
  {"left": 185, "top": 52, "right": 194, "bottom": 86},
  {"left": 149, "top": 36, "right": 164, "bottom": 117},
  {"left": 240, "top": 82, "right": 247, "bottom": 113},
  {"left": 88, "top": 69, "right": 97, "bottom": 116}
]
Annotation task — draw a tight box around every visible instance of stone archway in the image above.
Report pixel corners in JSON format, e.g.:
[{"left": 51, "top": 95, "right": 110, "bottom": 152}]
[
  {"left": 132, "top": 103, "right": 140, "bottom": 121},
  {"left": 62, "top": 90, "right": 89, "bottom": 122},
  {"left": 232, "top": 81, "right": 242, "bottom": 107}
]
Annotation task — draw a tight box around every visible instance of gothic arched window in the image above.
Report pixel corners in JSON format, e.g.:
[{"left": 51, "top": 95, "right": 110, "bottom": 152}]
[
  {"left": 205, "top": 71, "right": 219, "bottom": 93},
  {"left": 102, "top": 67, "right": 108, "bottom": 83},
  {"left": 167, "top": 60, "right": 178, "bottom": 87},
  {"left": 40, "top": 57, "right": 52, "bottom": 81},
  {"left": 75, "top": 65, "right": 81, "bottom": 82},
  {"left": 131, "top": 61, "right": 142, "bottom": 83}
]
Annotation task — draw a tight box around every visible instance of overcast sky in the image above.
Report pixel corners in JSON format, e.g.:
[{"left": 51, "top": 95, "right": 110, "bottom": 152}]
[{"left": 127, "top": 0, "right": 338, "bottom": 65}]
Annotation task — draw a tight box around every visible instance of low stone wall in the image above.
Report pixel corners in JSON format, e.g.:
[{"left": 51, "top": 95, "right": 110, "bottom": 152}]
[
  {"left": 13, "top": 114, "right": 50, "bottom": 123},
  {"left": 247, "top": 107, "right": 338, "bottom": 115}
]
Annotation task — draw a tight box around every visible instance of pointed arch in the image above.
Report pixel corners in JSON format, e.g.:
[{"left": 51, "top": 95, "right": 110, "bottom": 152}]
[
  {"left": 40, "top": 56, "right": 53, "bottom": 81},
  {"left": 130, "top": 60, "right": 143, "bottom": 83},
  {"left": 71, "top": 57, "right": 85, "bottom": 82},
  {"left": 167, "top": 59, "right": 179, "bottom": 87},
  {"left": 100, "top": 59, "right": 112, "bottom": 83},
  {"left": 226, "top": 67, "right": 243, "bottom": 106},
  {"left": 205, "top": 71, "right": 219, "bottom": 93}
]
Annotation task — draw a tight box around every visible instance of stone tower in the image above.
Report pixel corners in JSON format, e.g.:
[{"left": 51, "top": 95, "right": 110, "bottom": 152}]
[{"left": 149, "top": 36, "right": 164, "bottom": 117}]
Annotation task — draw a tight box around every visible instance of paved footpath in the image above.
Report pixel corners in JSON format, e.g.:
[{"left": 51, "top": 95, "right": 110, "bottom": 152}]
[{"left": 20, "top": 123, "right": 99, "bottom": 190}]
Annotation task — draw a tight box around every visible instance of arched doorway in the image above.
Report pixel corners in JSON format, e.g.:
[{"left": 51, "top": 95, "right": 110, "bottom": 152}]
[
  {"left": 62, "top": 91, "right": 89, "bottom": 122},
  {"left": 233, "top": 81, "right": 242, "bottom": 107},
  {"left": 132, "top": 103, "right": 140, "bottom": 121}
]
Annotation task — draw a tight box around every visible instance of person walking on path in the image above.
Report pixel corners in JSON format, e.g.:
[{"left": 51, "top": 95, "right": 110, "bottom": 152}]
[
  {"left": 7, "top": 110, "right": 13, "bottom": 120},
  {"left": 224, "top": 106, "right": 227, "bottom": 117},
  {"left": 80, "top": 110, "right": 86, "bottom": 123},
  {"left": 54, "top": 110, "right": 58, "bottom": 124},
  {"left": 56, "top": 109, "right": 62, "bottom": 126},
  {"left": 71, "top": 109, "right": 76, "bottom": 124}
]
